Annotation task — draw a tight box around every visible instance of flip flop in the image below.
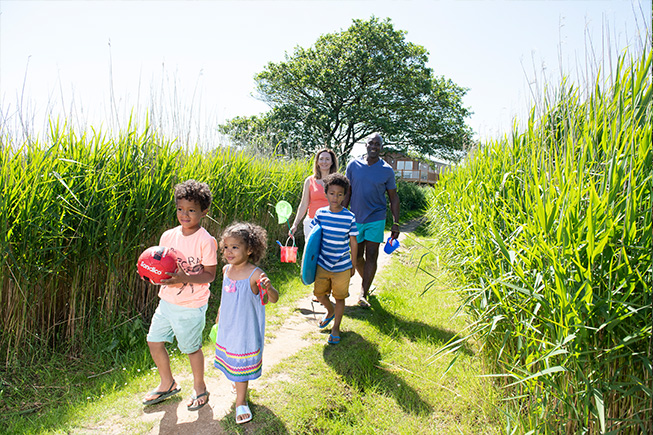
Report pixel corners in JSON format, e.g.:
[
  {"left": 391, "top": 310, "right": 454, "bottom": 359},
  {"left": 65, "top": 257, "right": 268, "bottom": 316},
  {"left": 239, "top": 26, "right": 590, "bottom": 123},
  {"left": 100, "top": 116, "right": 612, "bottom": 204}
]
[
  {"left": 236, "top": 403, "right": 253, "bottom": 424},
  {"left": 328, "top": 334, "right": 340, "bottom": 345},
  {"left": 357, "top": 297, "right": 371, "bottom": 309},
  {"left": 318, "top": 313, "right": 335, "bottom": 329},
  {"left": 187, "top": 391, "right": 210, "bottom": 411},
  {"left": 142, "top": 380, "right": 181, "bottom": 405}
]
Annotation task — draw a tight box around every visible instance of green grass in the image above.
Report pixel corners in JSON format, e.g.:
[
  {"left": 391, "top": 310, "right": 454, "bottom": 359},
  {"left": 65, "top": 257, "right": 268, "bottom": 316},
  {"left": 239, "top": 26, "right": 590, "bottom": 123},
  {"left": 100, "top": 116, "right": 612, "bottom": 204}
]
[
  {"left": 1, "top": 230, "right": 502, "bottom": 434},
  {"left": 239, "top": 232, "right": 502, "bottom": 434},
  {"left": 425, "top": 49, "right": 652, "bottom": 433},
  {"left": 0, "top": 123, "right": 309, "bottom": 361}
]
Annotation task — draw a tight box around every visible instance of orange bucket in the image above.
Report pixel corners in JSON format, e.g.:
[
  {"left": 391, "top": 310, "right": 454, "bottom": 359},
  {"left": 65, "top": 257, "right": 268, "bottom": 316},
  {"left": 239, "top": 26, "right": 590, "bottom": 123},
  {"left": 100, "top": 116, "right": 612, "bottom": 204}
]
[{"left": 280, "top": 237, "right": 297, "bottom": 263}]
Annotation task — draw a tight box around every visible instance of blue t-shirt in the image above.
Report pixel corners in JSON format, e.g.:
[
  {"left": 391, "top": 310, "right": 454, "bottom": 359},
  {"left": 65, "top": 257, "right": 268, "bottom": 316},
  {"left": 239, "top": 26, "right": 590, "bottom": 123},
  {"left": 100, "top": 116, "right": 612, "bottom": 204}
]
[
  {"left": 346, "top": 157, "right": 397, "bottom": 223},
  {"left": 312, "top": 207, "right": 359, "bottom": 273}
]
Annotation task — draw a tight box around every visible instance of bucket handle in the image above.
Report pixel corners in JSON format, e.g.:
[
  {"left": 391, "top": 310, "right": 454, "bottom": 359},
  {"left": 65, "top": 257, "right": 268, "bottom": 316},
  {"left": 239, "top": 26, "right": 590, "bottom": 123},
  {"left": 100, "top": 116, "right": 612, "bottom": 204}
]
[{"left": 285, "top": 236, "right": 296, "bottom": 247}]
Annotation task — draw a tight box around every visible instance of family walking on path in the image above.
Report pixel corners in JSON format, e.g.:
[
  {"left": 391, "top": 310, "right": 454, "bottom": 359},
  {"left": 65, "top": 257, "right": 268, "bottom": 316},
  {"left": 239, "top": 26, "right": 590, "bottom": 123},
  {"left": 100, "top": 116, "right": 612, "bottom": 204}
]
[{"left": 140, "top": 132, "right": 400, "bottom": 427}]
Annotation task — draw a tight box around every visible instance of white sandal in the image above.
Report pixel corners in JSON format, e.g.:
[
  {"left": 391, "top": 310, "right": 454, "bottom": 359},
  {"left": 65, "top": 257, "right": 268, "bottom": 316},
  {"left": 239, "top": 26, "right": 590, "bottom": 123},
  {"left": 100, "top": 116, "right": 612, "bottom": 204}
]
[{"left": 235, "top": 403, "right": 252, "bottom": 424}]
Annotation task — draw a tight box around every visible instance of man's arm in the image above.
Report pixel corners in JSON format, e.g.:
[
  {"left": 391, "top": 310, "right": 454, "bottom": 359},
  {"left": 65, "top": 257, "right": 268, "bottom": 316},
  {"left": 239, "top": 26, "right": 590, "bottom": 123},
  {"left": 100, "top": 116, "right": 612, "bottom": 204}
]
[
  {"left": 387, "top": 188, "right": 400, "bottom": 239},
  {"left": 343, "top": 163, "right": 352, "bottom": 208},
  {"left": 343, "top": 184, "right": 351, "bottom": 208}
]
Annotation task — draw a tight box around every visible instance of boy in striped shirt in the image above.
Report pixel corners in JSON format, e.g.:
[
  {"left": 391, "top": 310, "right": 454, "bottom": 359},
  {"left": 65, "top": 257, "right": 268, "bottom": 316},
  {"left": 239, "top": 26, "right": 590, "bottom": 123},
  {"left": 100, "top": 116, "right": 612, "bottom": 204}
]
[{"left": 311, "top": 173, "right": 358, "bottom": 345}]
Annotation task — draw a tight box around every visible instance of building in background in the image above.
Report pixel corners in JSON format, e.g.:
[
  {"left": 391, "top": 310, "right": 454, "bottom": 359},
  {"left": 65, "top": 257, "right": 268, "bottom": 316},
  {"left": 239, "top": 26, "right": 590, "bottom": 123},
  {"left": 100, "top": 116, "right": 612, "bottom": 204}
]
[{"left": 382, "top": 152, "right": 449, "bottom": 185}]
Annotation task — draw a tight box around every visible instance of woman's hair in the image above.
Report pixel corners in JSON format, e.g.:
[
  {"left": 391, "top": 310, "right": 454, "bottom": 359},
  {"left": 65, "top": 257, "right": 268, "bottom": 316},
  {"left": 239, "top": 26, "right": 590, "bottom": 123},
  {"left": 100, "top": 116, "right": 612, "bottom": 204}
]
[
  {"left": 174, "top": 179, "right": 213, "bottom": 211},
  {"left": 219, "top": 222, "right": 268, "bottom": 264},
  {"left": 312, "top": 148, "right": 338, "bottom": 179}
]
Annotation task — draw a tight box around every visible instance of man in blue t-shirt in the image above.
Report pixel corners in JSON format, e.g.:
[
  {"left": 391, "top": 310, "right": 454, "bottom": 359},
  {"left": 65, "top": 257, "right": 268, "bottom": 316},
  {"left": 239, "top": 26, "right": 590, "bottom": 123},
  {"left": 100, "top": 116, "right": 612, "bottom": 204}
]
[{"left": 344, "top": 133, "right": 400, "bottom": 308}]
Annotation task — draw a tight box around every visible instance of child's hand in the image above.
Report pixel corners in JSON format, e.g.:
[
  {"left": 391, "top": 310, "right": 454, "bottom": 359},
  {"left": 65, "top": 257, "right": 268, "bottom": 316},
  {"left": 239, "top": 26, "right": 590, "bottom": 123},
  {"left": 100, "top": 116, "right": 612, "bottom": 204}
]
[
  {"left": 350, "top": 267, "right": 355, "bottom": 277},
  {"left": 257, "top": 271, "right": 279, "bottom": 304},
  {"left": 160, "top": 267, "right": 188, "bottom": 286},
  {"left": 258, "top": 272, "right": 272, "bottom": 291}
]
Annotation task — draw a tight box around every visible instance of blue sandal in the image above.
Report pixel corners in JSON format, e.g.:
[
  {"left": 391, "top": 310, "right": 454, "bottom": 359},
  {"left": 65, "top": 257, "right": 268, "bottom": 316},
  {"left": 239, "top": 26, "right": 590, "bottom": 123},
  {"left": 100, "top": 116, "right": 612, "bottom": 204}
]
[
  {"left": 328, "top": 334, "right": 340, "bottom": 345},
  {"left": 319, "top": 314, "right": 335, "bottom": 329}
]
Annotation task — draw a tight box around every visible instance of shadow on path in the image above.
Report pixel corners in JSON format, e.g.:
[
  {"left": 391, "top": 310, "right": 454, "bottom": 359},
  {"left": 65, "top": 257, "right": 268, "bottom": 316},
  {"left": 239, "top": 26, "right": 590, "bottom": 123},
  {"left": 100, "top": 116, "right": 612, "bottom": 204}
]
[
  {"left": 344, "top": 291, "right": 474, "bottom": 356},
  {"left": 144, "top": 399, "right": 289, "bottom": 434},
  {"left": 322, "top": 331, "right": 432, "bottom": 416}
]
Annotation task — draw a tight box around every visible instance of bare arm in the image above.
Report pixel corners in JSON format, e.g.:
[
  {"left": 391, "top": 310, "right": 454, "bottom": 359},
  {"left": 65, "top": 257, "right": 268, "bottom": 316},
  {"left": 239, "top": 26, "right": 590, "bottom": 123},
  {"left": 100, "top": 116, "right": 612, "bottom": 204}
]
[
  {"left": 161, "top": 264, "right": 217, "bottom": 286},
  {"left": 252, "top": 271, "right": 279, "bottom": 304},
  {"left": 290, "top": 177, "right": 311, "bottom": 236},
  {"left": 387, "top": 188, "right": 400, "bottom": 239},
  {"left": 349, "top": 235, "right": 358, "bottom": 277},
  {"left": 342, "top": 184, "right": 351, "bottom": 208}
]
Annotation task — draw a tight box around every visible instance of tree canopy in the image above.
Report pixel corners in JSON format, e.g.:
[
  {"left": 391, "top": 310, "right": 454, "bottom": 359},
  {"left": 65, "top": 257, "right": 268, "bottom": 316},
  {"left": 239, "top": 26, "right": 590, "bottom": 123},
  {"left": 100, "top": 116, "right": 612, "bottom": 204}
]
[{"left": 221, "top": 17, "right": 473, "bottom": 163}]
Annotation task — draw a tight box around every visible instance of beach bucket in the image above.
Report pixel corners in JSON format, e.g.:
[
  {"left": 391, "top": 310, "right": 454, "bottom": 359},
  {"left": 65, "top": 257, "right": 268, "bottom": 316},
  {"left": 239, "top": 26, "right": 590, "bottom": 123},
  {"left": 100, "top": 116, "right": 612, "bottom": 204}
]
[
  {"left": 280, "top": 237, "right": 298, "bottom": 263},
  {"left": 383, "top": 237, "right": 400, "bottom": 254}
]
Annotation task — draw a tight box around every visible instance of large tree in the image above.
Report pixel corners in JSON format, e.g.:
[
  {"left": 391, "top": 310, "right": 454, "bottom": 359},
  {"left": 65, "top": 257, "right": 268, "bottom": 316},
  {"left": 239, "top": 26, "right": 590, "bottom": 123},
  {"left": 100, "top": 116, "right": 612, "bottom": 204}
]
[{"left": 225, "top": 17, "right": 472, "bottom": 163}]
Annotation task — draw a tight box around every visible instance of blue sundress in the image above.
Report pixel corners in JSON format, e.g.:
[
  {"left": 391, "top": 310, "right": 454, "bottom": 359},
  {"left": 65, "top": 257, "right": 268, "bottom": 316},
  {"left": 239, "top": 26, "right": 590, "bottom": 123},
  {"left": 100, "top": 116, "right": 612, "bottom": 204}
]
[{"left": 214, "top": 265, "right": 266, "bottom": 382}]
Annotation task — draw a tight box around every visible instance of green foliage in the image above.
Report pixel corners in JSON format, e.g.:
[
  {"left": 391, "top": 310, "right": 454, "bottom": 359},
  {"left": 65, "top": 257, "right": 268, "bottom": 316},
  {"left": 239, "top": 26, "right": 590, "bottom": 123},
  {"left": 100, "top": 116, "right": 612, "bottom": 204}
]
[
  {"left": 425, "top": 50, "right": 652, "bottom": 433},
  {"left": 0, "top": 122, "right": 309, "bottom": 361},
  {"left": 245, "top": 17, "right": 472, "bottom": 163},
  {"left": 385, "top": 179, "right": 430, "bottom": 226},
  {"left": 218, "top": 114, "right": 297, "bottom": 157},
  {"left": 396, "top": 180, "right": 429, "bottom": 215}
]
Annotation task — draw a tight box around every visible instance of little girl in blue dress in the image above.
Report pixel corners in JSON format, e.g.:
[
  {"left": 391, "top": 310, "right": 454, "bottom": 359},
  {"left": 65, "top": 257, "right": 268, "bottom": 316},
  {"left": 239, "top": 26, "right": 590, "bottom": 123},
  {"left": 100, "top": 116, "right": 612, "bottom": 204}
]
[{"left": 213, "top": 222, "right": 279, "bottom": 424}]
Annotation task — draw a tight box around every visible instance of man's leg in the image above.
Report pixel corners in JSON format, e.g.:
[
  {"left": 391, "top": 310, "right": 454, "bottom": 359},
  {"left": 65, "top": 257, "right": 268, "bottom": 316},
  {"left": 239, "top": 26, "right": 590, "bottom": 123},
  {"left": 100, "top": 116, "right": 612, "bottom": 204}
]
[
  {"left": 360, "top": 241, "right": 380, "bottom": 301},
  {"left": 355, "top": 241, "right": 366, "bottom": 277}
]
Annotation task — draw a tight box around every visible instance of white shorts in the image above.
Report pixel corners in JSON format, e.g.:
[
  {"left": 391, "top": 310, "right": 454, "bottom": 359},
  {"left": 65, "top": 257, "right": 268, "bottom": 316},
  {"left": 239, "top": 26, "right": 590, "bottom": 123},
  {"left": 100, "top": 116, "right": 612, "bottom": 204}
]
[{"left": 303, "top": 215, "right": 314, "bottom": 240}]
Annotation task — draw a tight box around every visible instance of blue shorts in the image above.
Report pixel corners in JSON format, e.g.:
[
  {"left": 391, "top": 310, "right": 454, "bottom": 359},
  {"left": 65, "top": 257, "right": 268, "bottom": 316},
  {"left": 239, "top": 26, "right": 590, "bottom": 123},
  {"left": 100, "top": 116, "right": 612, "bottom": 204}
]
[
  {"left": 147, "top": 299, "right": 207, "bottom": 354},
  {"left": 356, "top": 220, "right": 385, "bottom": 244}
]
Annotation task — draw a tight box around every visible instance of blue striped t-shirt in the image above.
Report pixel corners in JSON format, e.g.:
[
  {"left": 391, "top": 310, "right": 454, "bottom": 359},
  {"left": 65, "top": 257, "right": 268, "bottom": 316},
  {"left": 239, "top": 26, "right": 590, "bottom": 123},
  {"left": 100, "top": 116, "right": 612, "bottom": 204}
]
[{"left": 312, "top": 207, "right": 359, "bottom": 273}]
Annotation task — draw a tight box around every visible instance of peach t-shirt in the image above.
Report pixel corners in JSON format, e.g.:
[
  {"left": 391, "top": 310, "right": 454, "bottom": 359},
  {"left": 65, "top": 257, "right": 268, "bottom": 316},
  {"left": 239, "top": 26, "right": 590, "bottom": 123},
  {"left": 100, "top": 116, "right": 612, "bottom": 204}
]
[
  {"left": 307, "top": 176, "right": 329, "bottom": 219},
  {"left": 158, "top": 225, "right": 218, "bottom": 308}
]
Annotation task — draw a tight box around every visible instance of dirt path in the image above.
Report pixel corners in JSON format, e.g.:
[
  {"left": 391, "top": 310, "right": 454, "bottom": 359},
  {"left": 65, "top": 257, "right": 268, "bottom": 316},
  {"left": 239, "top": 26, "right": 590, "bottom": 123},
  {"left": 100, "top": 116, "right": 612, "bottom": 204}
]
[{"left": 99, "top": 223, "right": 417, "bottom": 434}]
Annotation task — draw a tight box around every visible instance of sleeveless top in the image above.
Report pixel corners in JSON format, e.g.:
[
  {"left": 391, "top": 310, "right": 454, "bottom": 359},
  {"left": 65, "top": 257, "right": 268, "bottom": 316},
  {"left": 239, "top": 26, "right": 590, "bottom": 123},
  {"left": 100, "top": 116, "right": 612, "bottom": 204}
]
[
  {"left": 307, "top": 176, "right": 329, "bottom": 219},
  {"left": 214, "top": 265, "right": 266, "bottom": 382}
]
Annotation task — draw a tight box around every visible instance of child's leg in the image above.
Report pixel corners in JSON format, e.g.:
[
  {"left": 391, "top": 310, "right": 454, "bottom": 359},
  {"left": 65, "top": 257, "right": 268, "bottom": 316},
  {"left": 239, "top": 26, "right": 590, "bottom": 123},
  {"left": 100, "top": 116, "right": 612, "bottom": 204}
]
[
  {"left": 331, "top": 298, "right": 345, "bottom": 337},
  {"left": 144, "top": 341, "right": 176, "bottom": 400},
  {"left": 235, "top": 381, "right": 250, "bottom": 421},
  {"left": 316, "top": 294, "right": 334, "bottom": 317},
  {"left": 328, "top": 270, "right": 350, "bottom": 342},
  {"left": 314, "top": 266, "right": 334, "bottom": 319},
  {"left": 186, "top": 348, "right": 208, "bottom": 408}
]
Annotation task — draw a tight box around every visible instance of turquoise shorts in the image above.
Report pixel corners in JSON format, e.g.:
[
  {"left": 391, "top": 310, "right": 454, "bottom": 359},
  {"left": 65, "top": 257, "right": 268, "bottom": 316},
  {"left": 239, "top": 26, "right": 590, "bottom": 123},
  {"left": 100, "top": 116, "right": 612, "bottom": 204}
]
[
  {"left": 356, "top": 220, "right": 385, "bottom": 244},
  {"left": 147, "top": 299, "right": 207, "bottom": 354}
]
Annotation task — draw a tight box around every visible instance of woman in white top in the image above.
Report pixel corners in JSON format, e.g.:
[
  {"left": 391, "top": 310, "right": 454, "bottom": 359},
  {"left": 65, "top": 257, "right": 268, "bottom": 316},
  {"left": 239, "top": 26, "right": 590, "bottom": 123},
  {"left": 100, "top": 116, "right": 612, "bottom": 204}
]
[{"left": 289, "top": 148, "right": 339, "bottom": 239}]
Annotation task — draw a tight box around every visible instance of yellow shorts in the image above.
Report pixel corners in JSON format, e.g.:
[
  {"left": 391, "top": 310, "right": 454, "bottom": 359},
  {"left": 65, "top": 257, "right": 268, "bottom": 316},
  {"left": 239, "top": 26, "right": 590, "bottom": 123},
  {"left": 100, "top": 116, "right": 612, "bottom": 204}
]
[{"left": 313, "top": 265, "right": 351, "bottom": 300}]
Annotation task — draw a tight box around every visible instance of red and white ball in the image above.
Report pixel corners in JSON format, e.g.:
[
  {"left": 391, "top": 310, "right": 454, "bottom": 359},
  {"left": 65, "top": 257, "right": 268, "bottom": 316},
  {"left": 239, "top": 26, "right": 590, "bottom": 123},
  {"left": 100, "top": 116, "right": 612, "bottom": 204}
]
[{"left": 137, "top": 246, "right": 178, "bottom": 284}]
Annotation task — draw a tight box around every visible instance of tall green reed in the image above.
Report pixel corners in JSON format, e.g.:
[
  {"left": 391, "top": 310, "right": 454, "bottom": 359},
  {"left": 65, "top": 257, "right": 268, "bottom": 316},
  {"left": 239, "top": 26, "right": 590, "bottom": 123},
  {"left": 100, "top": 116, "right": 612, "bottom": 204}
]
[
  {"left": 0, "top": 119, "right": 308, "bottom": 363},
  {"left": 425, "top": 50, "right": 651, "bottom": 433}
]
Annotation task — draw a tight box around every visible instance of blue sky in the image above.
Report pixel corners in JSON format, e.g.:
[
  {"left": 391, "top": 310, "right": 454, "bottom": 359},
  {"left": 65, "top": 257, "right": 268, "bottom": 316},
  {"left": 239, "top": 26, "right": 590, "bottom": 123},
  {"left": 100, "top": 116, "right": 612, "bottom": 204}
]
[{"left": 1, "top": 0, "right": 650, "bottom": 144}]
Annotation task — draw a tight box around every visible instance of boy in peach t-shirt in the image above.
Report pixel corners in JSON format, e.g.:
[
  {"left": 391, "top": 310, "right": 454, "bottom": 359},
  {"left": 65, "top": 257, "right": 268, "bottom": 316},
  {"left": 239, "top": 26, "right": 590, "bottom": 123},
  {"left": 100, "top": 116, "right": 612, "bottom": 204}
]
[{"left": 142, "top": 180, "right": 218, "bottom": 412}]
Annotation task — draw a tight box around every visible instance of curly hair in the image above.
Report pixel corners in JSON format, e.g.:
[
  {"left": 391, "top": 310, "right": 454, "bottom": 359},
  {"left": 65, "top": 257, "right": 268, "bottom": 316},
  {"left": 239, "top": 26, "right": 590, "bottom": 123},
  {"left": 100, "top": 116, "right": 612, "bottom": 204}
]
[
  {"left": 174, "top": 179, "right": 213, "bottom": 211},
  {"left": 322, "top": 173, "right": 350, "bottom": 194},
  {"left": 219, "top": 222, "right": 268, "bottom": 264},
  {"left": 312, "top": 148, "right": 338, "bottom": 179}
]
